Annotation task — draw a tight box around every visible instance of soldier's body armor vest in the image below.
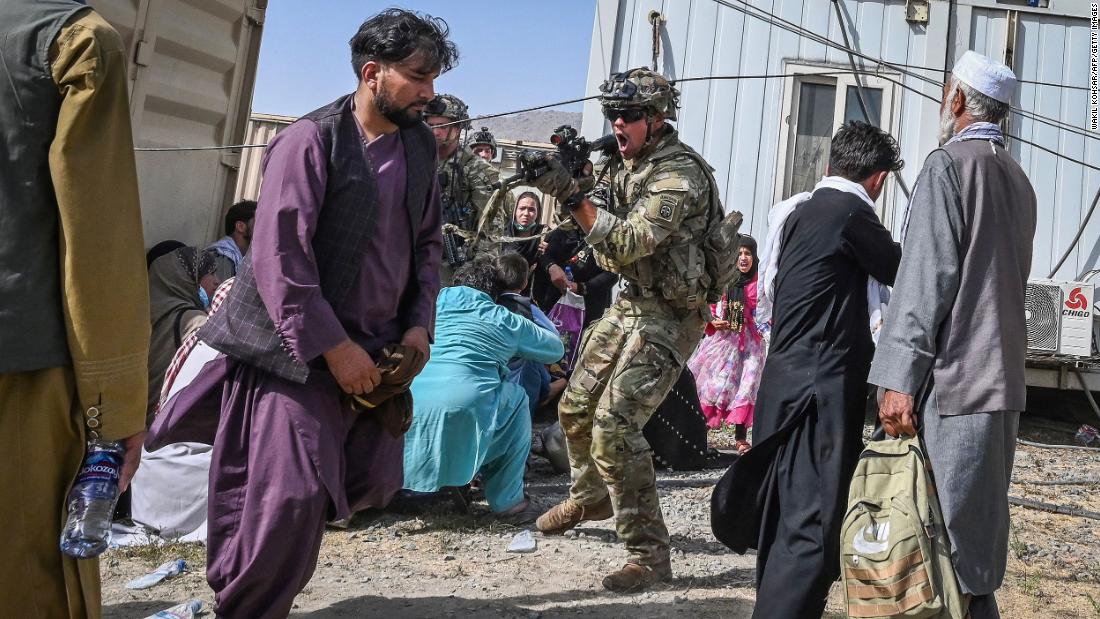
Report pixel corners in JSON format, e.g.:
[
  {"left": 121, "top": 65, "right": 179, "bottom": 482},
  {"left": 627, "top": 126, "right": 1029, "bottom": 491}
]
[{"left": 599, "top": 136, "right": 723, "bottom": 312}]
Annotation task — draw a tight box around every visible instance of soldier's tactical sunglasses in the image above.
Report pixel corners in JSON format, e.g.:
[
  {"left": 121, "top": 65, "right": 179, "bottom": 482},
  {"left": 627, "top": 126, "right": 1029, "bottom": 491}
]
[{"left": 603, "top": 108, "right": 647, "bottom": 123}]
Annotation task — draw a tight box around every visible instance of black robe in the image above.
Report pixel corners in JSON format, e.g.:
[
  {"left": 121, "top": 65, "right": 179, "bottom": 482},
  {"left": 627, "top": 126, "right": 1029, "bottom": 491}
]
[{"left": 710, "top": 188, "right": 900, "bottom": 618}]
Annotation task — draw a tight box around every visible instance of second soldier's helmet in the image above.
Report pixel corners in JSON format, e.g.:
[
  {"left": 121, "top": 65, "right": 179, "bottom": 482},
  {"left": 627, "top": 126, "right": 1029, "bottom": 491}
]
[
  {"left": 426, "top": 93, "right": 469, "bottom": 128},
  {"left": 599, "top": 67, "right": 679, "bottom": 121},
  {"left": 466, "top": 126, "right": 497, "bottom": 157}
]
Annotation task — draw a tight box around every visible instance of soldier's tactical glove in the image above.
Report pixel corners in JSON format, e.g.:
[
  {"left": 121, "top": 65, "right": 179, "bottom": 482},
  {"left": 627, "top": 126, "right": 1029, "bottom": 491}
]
[
  {"left": 529, "top": 155, "right": 580, "bottom": 202},
  {"left": 576, "top": 169, "right": 596, "bottom": 194}
]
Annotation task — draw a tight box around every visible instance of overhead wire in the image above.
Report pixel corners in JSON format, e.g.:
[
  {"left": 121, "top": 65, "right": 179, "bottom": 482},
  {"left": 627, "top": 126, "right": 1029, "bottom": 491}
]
[
  {"left": 135, "top": 94, "right": 604, "bottom": 152},
  {"left": 136, "top": 143, "right": 268, "bottom": 151},
  {"left": 829, "top": 0, "right": 912, "bottom": 199},
  {"left": 133, "top": 3, "right": 1100, "bottom": 281},
  {"left": 1049, "top": 186, "right": 1100, "bottom": 278},
  {"left": 852, "top": 57, "right": 1088, "bottom": 91},
  {"left": 704, "top": 0, "right": 1100, "bottom": 266},
  {"left": 432, "top": 94, "right": 603, "bottom": 129},
  {"left": 138, "top": 0, "right": 1099, "bottom": 171},
  {"left": 675, "top": 71, "right": 1100, "bottom": 173},
  {"left": 133, "top": 70, "right": 1100, "bottom": 172},
  {"left": 707, "top": 0, "right": 1100, "bottom": 146}
]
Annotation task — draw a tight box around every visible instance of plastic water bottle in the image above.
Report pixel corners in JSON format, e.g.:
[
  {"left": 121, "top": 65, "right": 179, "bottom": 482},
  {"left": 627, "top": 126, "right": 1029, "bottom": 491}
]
[
  {"left": 60, "top": 440, "right": 124, "bottom": 558},
  {"left": 564, "top": 266, "right": 574, "bottom": 283}
]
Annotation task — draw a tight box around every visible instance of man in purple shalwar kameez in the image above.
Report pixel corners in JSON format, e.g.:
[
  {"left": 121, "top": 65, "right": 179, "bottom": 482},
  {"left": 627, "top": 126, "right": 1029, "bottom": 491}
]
[{"left": 148, "top": 10, "right": 457, "bottom": 618}]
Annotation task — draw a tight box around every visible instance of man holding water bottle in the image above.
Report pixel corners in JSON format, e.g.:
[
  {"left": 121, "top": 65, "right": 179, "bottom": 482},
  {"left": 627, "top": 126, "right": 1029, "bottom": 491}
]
[{"left": 0, "top": 0, "right": 149, "bottom": 616}]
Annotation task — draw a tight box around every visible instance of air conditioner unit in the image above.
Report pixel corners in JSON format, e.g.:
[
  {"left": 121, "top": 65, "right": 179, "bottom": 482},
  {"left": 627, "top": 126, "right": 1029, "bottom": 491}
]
[{"left": 1025, "top": 279, "right": 1094, "bottom": 356}]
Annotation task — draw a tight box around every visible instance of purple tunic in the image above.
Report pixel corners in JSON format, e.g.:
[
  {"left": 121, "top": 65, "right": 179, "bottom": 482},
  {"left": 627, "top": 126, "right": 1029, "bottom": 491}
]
[
  {"left": 152, "top": 113, "right": 442, "bottom": 619},
  {"left": 253, "top": 119, "right": 441, "bottom": 360}
]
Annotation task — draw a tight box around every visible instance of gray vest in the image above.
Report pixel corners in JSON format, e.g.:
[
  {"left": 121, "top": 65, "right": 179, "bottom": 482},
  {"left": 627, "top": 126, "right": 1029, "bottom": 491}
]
[
  {"left": 199, "top": 95, "right": 436, "bottom": 383},
  {"left": 0, "top": 0, "right": 89, "bottom": 373},
  {"left": 932, "top": 139, "right": 1036, "bottom": 414}
]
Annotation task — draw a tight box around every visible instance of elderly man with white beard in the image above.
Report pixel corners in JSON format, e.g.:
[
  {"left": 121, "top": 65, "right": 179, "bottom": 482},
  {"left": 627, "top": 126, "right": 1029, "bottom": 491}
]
[{"left": 868, "top": 50, "right": 1037, "bottom": 619}]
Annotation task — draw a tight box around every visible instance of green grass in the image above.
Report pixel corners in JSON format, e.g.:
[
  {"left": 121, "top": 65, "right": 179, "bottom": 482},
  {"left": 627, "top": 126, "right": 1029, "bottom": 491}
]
[
  {"left": 1086, "top": 593, "right": 1100, "bottom": 617},
  {"left": 1010, "top": 529, "right": 1028, "bottom": 561}
]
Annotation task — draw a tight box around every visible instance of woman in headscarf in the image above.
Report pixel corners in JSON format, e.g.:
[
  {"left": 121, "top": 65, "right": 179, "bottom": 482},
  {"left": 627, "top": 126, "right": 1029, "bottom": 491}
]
[
  {"left": 146, "top": 246, "right": 220, "bottom": 424},
  {"left": 503, "top": 191, "right": 545, "bottom": 274},
  {"left": 686, "top": 235, "right": 764, "bottom": 453}
]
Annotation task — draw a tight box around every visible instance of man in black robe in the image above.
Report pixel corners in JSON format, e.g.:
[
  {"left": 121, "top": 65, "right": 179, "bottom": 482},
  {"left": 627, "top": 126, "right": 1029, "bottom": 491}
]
[{"left": 711, "top": 121, "right": 903, "bottom": 618}]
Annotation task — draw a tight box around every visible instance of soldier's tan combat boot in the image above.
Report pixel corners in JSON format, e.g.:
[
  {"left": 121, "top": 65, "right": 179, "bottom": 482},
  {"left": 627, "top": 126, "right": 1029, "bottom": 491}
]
[
  {"left": 535, "top": 496, "right": 613, "bottom": 534},
  {"left": 602, "top": 561, "right": 673, "bottom": 593}
]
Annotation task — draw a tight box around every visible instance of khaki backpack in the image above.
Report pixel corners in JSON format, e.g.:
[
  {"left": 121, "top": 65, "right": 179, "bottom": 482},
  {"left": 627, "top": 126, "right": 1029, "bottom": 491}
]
[
  {"left": 841, "top": 436, "right": 967, "bottom": 619},
  {"left": 659, "top": 149, "right": 744, "bottom": 305}
]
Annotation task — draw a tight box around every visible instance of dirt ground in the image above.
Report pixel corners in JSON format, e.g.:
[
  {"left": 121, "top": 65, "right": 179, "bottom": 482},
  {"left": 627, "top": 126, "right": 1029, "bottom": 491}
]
[{"left": 102, "top": 417, "right": 1100, "bottom": 618}]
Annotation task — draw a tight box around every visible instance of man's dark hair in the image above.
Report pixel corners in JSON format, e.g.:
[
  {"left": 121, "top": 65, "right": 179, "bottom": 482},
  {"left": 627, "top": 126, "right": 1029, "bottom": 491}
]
[
  {"left": 495, "top": 252, "right": 529, "bottom": 293},
  {"left": 224, "top": 200, "right": 257, "bottom": 236},
  {"left": 827, "top": 120, "right": 904, "bottom": 182},
  {"left": 452, "top": 256, "right": 502, "bottom": 299},
  {"left": 349, "top": 9, "right": 458, "bottom": 79}
]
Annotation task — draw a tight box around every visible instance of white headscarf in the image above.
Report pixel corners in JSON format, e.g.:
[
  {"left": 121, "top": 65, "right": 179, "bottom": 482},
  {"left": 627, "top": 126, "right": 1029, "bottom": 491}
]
[{"left": 756, "top": 176, "right": 890, "bottom": 344}]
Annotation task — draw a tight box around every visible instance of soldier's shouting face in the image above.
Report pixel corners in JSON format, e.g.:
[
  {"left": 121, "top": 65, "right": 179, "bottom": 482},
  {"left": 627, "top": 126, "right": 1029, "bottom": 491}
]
[{"left": 607, "top": 108, "right": 664, "bottom": 161}]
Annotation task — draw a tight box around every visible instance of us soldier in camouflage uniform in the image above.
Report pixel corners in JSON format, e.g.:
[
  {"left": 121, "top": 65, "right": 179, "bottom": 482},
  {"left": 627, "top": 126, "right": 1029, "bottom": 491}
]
[
  {"left": 425, "top": 94, "right": 511, "bottom": 283},
  {"left": 528, "top": 68, "right": 724, "bottom": 592},
  {"left": 466, "top": 126, "right": 498, "bottom": 162}
]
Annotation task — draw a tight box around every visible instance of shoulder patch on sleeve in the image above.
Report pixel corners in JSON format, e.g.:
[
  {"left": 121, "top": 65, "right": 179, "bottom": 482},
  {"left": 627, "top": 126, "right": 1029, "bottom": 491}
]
[{"left": 652, "top": 193, "right": 679, "bottom": 223}]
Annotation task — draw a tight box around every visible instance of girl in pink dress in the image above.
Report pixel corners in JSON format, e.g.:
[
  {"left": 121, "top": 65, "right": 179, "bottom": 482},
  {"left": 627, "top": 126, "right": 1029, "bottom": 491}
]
[{"left": 687, "top": 235, "right": 765, "bottom": 454}]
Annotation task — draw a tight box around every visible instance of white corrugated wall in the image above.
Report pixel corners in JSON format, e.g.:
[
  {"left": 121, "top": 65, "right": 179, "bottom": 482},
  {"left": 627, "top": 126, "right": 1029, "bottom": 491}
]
[
  {"left": 584, "top": 0, "right": 1100, "bottom": 279},
  {"left": 233, "top": 113, "right": 294, "bottom": 202},
  {"left": 94, "top": 0, "right": 266, "bottom": 248}
]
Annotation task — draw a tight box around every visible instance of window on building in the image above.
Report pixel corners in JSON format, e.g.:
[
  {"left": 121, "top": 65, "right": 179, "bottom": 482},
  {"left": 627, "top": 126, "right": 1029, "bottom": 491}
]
[
  {"left": 790, "top": 82, "right": 836, "bottom": 196},
  {"left": 844, "top": 85, "right": 884, "bottom": 126},
  {"left": 777, "top": 65, "right": 897, "bottom": 219}
]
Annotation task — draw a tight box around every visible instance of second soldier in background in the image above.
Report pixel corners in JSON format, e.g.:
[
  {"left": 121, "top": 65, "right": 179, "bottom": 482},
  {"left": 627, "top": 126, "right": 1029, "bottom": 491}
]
[
  {"left": 466, "top": 125, "right": 498, "bottom": 162},
  {"left": 426, "top": 94, "right": 512, "bottom": 283}
]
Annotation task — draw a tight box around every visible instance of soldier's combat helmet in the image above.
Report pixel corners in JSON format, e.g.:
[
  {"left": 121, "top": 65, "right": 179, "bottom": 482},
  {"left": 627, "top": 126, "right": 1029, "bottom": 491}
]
[
  {"left": 599, "top": 67, "right": 679, "bottom": 121},
  {"left": 465, "top": 126, "right": 497, "bottom": 157},
  {"left": 426, "top": 93, "right": 470, "bottom": 128}
]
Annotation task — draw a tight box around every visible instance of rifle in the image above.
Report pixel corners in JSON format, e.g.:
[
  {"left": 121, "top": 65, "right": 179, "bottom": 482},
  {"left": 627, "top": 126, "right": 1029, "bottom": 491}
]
[
  {"left": 497, "top": 125, "right": 616, "bottom": 189},
  {"left": 439, "top": 168, "right": 473, "bottom": 268}
]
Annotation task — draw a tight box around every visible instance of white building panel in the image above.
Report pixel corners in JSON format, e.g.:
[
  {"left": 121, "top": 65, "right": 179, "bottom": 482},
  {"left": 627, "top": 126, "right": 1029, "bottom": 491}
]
[
  {"left": 93, "top": 0, "right": 266, "bottom": 248},
  {"left": 584, "top": 0, "right": 1100, "bottom": 278}
]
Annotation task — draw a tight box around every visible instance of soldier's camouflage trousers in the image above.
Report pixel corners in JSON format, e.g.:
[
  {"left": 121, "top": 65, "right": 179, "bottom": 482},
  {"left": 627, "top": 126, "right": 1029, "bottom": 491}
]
[{"left": 559, "top": 297, "right": 706, "bottom": 567}]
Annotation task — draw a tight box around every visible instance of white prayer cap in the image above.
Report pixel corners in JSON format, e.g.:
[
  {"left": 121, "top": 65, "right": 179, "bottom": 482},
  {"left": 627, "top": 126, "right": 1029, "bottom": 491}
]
[{"left": 951, "top": 50, "right": 1017, "bottom": 104}]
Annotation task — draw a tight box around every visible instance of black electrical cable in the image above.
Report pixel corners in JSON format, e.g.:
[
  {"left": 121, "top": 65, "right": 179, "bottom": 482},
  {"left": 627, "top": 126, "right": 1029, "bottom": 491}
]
[
  {"left": 136, "top": 5, "right": 1100, "bottom": 172},
  {"left": 856, "top": 57, "right": 1087, "bottom": 91},
  {"left": 1007, "top": 496, "right": 1100, "bottom": 521},
  {"left": 432, "top": 94, "right": 603, "bottom": 129},
  {"left": 674, "top": 69, "right": 906, "bottom": 83},
  {"left": 830, "top": 0, "right": 912, "bottom": 200},
  {"left": 830, "top": 59, "right": 1097, "bottom": 142},
  {"left": 708, "top": 0, "right": 1100, "bottom": 144},
  {"left": 675, "top": 71, "right": 1100, "bottom": 173},
  {"left": 136, "top": 93, "right": 604, "bottom": 151},
  {"left": 136, "top": 69, "right": 1100, "bottom": 173},
  {"left": 1048, "top": 186, "right": 1100, "bottom": 278},
  {"left": 136, "top": 143, "right": 268, "bottom": 151},
  {"left": 944, "top": 0, "right": 955, "bottom": 83},
  {"left": 694, "top": 0, "right": 1100, "bottom": 261},
  {"left": 134, "top": 71, "right": 1100, "bottom": 172}
]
